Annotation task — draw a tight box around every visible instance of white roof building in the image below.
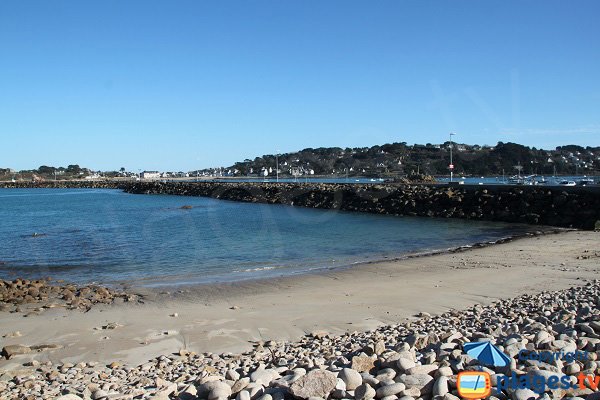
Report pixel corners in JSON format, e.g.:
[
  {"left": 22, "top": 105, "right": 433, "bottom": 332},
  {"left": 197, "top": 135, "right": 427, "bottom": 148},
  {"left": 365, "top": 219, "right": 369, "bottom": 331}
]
[{"left": 141, "top": 171, "right": 161, "bottom": 179}]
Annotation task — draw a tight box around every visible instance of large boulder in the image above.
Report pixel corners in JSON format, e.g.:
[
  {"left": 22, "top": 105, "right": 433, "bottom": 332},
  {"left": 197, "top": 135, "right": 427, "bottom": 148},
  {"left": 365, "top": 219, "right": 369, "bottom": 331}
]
[
  {"left": 1, "top": 345, "right": 31, "bottom": 359},
  {"left": 352, "top": 355, "right": 376, "bottom": 373},
  {"left": 250, "top": 368, "right": 280, "bottom": 386},
  {"left": 197, "top": 381, "right": 233, "bottom": 400},
  {"left": 338, "top": 368, "right": 362, "bottom": 391},
  {"left": 396, "top": 374, "right": 434, "bottom": 395},
  {"left": 289, "top": 369, "right": 337, "bottom": 399}
]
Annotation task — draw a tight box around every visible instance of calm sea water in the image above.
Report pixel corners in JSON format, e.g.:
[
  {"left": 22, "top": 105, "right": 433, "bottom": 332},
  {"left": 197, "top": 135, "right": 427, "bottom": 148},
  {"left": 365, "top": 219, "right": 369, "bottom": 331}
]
[{"left": 0, "top": 189, "right": 534, "bottom": 286}]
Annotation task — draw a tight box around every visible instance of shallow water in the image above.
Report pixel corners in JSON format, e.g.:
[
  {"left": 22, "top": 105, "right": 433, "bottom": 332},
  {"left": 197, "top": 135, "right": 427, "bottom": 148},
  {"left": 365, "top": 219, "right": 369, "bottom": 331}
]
[{"left": 0, "top": 188, "right": 535, "bottom": 286}]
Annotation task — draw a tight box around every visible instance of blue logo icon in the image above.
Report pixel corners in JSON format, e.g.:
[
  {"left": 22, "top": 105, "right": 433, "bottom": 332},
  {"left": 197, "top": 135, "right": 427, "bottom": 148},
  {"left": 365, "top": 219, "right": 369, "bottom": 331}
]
[{"left": 463, "top": 341, "right": 511, "bottom": 367}]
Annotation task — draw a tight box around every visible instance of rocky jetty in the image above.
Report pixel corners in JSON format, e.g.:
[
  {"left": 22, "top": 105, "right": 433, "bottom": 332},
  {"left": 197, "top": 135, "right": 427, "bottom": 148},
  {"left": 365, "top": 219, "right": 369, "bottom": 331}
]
[
  {"left": 3, "top": 281, "right": 599, "bottom": 399},
  {"left": 0, "top": 279, "right": 142, "bottom": 314},
  {"left": 2, "top": 180, "right": 599, "bottom": 229},
  {"left": 122, "top": 182, "right": 600, "bottom": 230},
  {"left": 0, "top": 181, "right": 124, "bottom": 189}
]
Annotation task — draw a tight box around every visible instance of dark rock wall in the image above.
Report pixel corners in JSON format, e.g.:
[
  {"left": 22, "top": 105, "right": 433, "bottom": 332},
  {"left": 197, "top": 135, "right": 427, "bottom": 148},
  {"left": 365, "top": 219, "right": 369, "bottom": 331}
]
[
  {"left": 123, "top": 182, "right": 600, "bottom": 230},
  {"left": 2, "top": 181, "right": 599, "bottom": 229},
  {"left": 0, "top": 181, "right": 124, "bottom": 189}
]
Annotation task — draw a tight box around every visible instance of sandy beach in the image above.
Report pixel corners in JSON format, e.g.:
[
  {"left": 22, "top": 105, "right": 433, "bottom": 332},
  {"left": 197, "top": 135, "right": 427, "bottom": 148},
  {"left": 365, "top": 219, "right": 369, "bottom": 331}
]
[{"left": 1, "top": 229, "right": 598, "bottom": 375}]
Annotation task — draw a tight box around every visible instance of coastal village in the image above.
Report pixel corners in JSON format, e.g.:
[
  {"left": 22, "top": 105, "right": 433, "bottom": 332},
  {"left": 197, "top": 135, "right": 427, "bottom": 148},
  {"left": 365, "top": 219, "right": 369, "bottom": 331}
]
[{"left": 1, "top": 142, "right": 599, "bottom": 182}]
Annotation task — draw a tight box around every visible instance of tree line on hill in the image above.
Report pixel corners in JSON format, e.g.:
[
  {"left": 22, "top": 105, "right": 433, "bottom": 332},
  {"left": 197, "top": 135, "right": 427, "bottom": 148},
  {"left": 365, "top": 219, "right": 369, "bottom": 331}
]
[
  {"left": 2, "top": 142, "right": 599, "bottom": 181},
  {"left": 223, "top": 142, "right": 600, "bottom": 178}
]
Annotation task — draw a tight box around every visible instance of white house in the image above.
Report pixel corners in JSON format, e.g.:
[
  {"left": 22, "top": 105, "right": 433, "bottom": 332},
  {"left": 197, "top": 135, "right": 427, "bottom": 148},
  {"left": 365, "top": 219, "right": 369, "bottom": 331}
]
[{"left": 141, "top": 171, "right": 160, "bottom": 179}]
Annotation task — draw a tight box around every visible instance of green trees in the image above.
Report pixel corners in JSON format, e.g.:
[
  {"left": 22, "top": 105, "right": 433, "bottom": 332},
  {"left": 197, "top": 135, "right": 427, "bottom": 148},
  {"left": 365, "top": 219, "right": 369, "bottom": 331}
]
[
  {"left": 37, "top": 165, "right": 56, "bottom": 175},
  {"left": 224, "top": 142, "right": 599, "bottom": 177},
  {"left": 67, "top": 164, "right": 82, "bottom": 174}
]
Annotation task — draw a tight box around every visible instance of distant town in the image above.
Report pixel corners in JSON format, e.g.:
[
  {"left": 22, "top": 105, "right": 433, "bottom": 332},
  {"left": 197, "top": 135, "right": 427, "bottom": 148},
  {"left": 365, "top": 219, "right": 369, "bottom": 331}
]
[{"left": 1, "top": 141, "right": 599, "bottom": 182}]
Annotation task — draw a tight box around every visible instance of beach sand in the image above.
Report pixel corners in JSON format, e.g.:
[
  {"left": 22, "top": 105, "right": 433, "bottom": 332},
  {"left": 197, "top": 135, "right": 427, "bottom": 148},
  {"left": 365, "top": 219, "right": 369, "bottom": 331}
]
[{"left": 1, "top": 230, "right": 598, "bottom": 372}]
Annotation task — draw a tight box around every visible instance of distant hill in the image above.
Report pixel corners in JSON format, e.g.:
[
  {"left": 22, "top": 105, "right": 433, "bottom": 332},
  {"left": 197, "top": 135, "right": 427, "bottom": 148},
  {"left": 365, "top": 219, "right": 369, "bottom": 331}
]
[
  {"left": 0, "top": 165, "right": 126, "bottom": 181},
  {"left": 3, "top": 142, "right": 599, "bottom": 181},
  {"left": 214, "top": 142, "right": 600, "bottom": 178}
]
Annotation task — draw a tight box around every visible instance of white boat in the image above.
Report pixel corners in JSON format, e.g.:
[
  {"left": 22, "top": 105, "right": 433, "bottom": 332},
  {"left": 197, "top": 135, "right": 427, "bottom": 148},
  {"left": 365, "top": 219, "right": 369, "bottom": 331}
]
[
  {"left": 558, "top": 180, "right": 576, "bottom": 186},
  {"left": 507, "top": 176, "right": 524, "bottom": 185}
]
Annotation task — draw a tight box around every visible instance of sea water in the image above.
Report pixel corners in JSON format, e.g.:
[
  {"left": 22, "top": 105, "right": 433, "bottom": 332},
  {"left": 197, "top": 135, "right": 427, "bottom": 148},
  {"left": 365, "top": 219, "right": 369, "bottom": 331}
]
[{"left": 0, "top": 188, "right": 534, "bottom": 286}]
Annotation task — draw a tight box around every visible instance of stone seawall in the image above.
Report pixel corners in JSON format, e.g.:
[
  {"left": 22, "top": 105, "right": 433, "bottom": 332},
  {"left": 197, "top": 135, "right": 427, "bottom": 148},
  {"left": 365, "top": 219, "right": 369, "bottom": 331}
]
[
  {"left": 122, "top": 181, "right": 600, "bottom": 230},
  {"left": 0, "top": 181, "right": 124, "bottom": 189},
  {"left": 2, "top": 181, "right": 600, "bottom": 229}
]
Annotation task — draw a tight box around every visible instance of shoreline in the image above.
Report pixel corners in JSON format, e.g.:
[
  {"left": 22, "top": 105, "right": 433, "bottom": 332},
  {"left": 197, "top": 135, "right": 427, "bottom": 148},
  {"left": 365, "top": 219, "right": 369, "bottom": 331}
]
[
  {"left": 1, "top": 230, "right": 598, "bottom": 375},
  {"left": 132, "top": 224, "right": 568, "bottom": 290},
  {"left": 0, "top": 223, "right": 568, "bottom": 290}
]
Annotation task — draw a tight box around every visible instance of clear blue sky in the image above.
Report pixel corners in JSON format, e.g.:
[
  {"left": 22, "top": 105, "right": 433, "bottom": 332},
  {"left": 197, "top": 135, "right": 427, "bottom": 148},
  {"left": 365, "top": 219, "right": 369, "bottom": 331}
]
[{"left": 1, "top": 1, "right": 599, "bottom": 171}]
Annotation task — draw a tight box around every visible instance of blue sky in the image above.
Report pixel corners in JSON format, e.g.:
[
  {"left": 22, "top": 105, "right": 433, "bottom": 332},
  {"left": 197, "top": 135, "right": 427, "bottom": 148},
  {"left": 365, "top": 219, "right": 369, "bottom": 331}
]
[{"left": 1, "top": 1, "right": 599, "bottom": 171}]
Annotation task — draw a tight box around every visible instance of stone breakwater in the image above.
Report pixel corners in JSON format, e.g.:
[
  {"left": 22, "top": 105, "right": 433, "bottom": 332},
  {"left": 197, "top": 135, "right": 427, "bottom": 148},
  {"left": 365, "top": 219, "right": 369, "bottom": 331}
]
[
  {"left": 2, "top": 180, "right": 600, "bottom": 229},
  {"left": 3, "top": 280, "right": 599, "bottom": 399},
  {"left": 122, "top": 182, "right": 600, "bottom": 230},
  {"left": 0, "top": 181, "right": 125, "bottom": 189}
]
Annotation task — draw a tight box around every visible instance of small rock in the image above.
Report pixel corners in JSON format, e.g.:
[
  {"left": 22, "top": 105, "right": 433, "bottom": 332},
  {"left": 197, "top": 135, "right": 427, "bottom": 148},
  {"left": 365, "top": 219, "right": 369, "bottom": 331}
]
[
  {"left": 512, "top": 388, "right": 538, "bottom": 400},
  {"left": 227, "top": 369, "right": 241, "bottom": 381},
  {"left": 374, "top": 340, "right": 386, "bottom": 355},
  {"left": 231, "top": 377, "right": 251, "bottom": 393},
  {"left": 355, "top": 383, "right": 376, "bottom": 400},
  {"left": 396, "top": 374, "right": 434, "bottom": 395},
  {"left": 251, "top": 368, "right": 280, "bottom": 386},
  {"left": 376, "top": 382, "right": 405, "bottom": 398},
  {"left": 396, "top": 358, "right": 416, "bottom": 372},
  {"left": 405, "top": 364, "right": 438, "bottom": 376},
  {"left": 566, "top": 363, "right": 581, "bottom": 375},
  {"left": 91, "top": 389, "right": 108, "bottom": 399},
  {"left": 352, "top": 355, "right": 375, "bottom": 373},
  {"left": 199, "top": 381, "right": 233, "bottom": 400},
  {"left": 236, "top": 390, "right": 251, "bottom": 400},
  {"left": 311, "top": 330, "right": 329, "bottom": 339},
  {"left": 432, "top": 376, "right": 448, "bottom": 396}
]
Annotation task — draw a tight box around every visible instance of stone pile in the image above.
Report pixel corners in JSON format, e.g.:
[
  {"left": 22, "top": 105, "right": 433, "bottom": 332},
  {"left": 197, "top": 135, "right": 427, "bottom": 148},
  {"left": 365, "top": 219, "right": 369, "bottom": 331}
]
[
  {"left": 0, "top": 181, "right": 124, "bottom": 190},
  {"left": 0, "top": 279, "right": 141, "bottom": 314},
  {"left": 3, "top": 281, "right": 599, "bottom": 399},
  {"left": 122, "top": 182, "right": 600, "bottom": 230}
]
